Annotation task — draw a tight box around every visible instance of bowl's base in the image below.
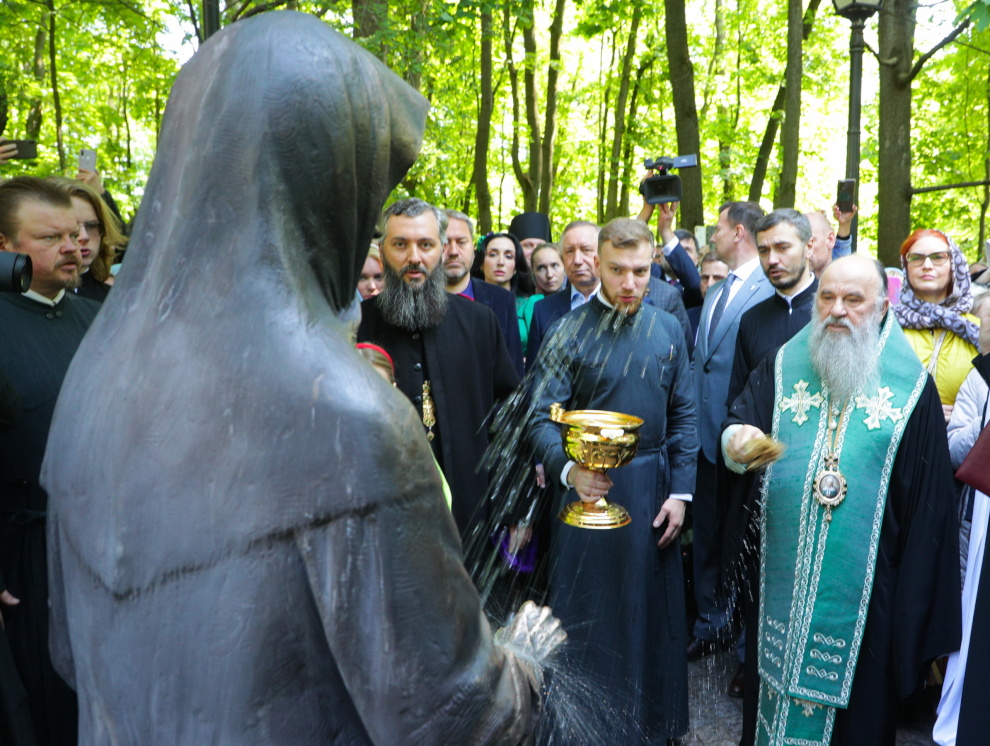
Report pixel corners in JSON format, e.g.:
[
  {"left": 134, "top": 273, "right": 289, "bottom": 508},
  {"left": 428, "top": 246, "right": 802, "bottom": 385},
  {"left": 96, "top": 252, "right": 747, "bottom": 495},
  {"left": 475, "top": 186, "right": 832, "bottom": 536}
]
[{"left": 558, "top": 499, "right": 631, "bottom": 529}]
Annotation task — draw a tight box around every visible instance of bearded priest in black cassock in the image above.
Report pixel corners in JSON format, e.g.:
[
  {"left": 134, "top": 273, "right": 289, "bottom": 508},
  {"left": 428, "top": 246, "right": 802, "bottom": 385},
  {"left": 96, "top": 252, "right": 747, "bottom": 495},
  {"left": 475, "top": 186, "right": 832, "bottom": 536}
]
[
  {"left": 528, "top": 219, "right": 697, "bottom": 744},
  {"left": 723, "top": 255, "right": 960, "bottom": 745}
]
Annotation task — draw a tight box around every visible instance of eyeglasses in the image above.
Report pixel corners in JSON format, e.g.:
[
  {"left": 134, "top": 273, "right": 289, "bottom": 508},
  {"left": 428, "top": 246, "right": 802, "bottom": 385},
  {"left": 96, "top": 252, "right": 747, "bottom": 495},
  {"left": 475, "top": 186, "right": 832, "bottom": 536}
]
[
  {"left": 78, "top": 221, "right": 103, "bottom": 235},
  {"left": 905, "top": 251, "right": 949, "bottom": 267}
]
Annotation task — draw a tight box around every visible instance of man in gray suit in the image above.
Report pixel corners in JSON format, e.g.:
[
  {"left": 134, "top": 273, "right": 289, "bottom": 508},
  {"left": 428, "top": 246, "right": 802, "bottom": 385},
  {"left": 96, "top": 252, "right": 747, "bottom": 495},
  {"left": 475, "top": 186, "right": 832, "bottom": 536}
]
[{"left": 688, "top": 201, "right": 772, "bottom": 668}]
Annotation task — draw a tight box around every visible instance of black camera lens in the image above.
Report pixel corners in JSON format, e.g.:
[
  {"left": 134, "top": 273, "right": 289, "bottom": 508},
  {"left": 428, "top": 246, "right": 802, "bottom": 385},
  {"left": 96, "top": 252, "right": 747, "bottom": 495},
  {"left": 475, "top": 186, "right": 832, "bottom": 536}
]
[{"left": 0, "top": 253, "right": 33, "bottom": 293}]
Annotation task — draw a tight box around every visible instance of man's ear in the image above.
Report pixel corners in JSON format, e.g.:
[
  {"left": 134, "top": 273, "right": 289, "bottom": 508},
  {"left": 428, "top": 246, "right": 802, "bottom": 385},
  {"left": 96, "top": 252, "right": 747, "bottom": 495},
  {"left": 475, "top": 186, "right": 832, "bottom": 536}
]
[
  {"left": 0, "top": 233, "right": 11, "bottom": 252},
  {"left": 594, "top": 253, "right": 601, "bottom": 274}
]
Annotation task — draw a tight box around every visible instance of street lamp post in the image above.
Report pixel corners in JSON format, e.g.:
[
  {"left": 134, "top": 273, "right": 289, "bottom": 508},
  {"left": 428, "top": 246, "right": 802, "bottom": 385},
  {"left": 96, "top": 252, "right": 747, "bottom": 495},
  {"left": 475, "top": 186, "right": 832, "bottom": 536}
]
[{"left": 832, "top": 0, "right": 883, "bottom": 252}]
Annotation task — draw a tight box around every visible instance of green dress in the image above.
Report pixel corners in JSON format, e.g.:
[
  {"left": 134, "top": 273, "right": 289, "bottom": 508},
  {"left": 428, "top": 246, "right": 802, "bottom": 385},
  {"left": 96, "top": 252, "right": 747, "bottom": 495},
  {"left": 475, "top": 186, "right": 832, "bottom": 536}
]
[{"left": 515, "top": 294, "right": 543, "bottom": 356}]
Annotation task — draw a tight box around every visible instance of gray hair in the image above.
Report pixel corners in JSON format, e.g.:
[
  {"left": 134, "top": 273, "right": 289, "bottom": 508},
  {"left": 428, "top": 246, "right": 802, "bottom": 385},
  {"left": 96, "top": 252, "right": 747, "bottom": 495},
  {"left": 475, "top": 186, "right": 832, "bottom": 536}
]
[
  {"left": 382, "top": 198, "right": 446, "bottom": 245},
  {"left": 442, "top": 208, "right": 474, "bottom": 239},
  {"left": 558, "top": 220, "right": 599, "bottom": 245}
]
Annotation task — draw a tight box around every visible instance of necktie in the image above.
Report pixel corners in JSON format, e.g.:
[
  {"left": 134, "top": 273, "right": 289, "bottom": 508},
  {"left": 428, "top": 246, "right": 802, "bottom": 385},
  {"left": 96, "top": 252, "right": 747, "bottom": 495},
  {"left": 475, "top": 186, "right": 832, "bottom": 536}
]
[{"left": 707, "top": 273, "right": 736, "bottom": 343}]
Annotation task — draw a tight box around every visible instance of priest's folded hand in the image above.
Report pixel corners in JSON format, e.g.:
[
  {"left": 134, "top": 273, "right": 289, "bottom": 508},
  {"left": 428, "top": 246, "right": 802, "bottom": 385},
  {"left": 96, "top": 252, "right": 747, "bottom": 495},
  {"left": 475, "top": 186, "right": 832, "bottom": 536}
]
[
  {"left": 724, "top": 424, "right": 767, "bottom": 468},
  {"left": 568, "top": 465, "right": 613, "bottom": 502}
]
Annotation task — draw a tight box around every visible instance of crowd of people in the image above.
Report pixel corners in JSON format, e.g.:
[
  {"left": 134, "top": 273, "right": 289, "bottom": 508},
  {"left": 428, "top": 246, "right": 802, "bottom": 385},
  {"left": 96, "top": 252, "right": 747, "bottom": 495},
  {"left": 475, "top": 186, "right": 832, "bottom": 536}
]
[{"left": 2, "top": 12, "right": 990, "bottom": 745}]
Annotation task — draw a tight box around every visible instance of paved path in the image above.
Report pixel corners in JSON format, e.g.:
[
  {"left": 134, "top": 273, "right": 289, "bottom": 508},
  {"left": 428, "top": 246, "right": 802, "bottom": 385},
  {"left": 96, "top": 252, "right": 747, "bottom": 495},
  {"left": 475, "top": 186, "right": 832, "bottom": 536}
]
[{"left": 683, "top": 651, "right": 938, "bottom": 745}]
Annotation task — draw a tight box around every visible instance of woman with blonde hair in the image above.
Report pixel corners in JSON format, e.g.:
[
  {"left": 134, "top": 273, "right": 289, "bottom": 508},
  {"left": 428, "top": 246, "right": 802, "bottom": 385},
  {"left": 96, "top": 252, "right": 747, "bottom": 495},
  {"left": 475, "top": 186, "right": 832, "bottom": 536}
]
[{"left": 49, "top": 177, "right": 127, "bottom": 303}]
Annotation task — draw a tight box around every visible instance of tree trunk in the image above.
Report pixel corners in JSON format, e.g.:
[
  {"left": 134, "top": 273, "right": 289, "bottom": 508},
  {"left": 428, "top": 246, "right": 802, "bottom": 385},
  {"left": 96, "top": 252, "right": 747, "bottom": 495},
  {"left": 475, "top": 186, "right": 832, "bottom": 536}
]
[
  {"left": 711, "top": 0, "right": 733, "bottom": 204},
  {"left": 25, "top": 27, "right": 46, "bottom": 140},
  {"left": 596, "top": 37, "right": 615, "bottom": 224},
  {"left": 538, "top": 0, "right": 567, "bottom": 216},
  {"left": 749, "top": 0, "right": 821, "bottom": 203},
  {"left": 504, "top": 7, "right": 535, "bottom": 210},
  {"left": 522, "top": 6, "right": 542, "bottom": 212},
  {"left": 749, "top": 87, "right": 785, "bottom": 202},
  {"left": 352, "top": 0, "right": 387, "bottom": 59},
  {"left": 404, "top": 0, "right": 429, "bottom": 90},
  {"left": 877, "top": 0, "right": 916, "bottom": 266},
  {"left": 46, "top": 0, "right": 65, "bottom": 173},
  {"left": 776, "top": 0, "right": 803, "bottom": 208},
  {"left": 469, "top": 10, "right": 494, "bottom": 232},
  {"left": 664, "top": 0, "right": 703, "bottom": 230},
  {"left": 605, "top": 6, "right": 641, "bottom": 221}
]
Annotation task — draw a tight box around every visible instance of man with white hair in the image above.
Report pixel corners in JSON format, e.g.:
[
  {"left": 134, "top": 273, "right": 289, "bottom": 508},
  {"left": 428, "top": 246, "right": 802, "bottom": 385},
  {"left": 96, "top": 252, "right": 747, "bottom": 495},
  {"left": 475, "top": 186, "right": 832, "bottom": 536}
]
[{"left": 722, "top": 254, "right": 960, "bottom": 745}]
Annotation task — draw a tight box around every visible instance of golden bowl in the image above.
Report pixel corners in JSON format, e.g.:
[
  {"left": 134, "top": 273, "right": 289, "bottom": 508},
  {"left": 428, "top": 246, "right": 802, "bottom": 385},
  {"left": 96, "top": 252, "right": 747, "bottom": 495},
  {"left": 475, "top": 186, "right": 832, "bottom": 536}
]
[{"left": 550, "top": 404, "right": 644, "bottom": 471}]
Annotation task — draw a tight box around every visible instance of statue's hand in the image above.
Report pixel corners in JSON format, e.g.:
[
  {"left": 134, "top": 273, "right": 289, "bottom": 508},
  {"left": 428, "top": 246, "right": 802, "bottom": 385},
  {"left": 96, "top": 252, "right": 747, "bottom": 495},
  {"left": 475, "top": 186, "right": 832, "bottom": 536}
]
[{"left": 496, "top": 600, "right": 567, "bottom": 666}]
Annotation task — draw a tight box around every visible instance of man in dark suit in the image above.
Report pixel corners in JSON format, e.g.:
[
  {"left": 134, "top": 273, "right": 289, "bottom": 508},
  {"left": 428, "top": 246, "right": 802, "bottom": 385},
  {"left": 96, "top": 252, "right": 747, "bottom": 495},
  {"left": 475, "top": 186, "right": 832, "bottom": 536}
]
[
  {"left": 359, "top": 199, "right": 519, "bottom": 539},
  {"left": 640, "top": 201, "right": 703, "bottom": 309},
  {"left": 689, "top": 201, "right": 773, "bottom": 664},
  {"left": 688, "top": 252, "right": 730, "bottom": 341},
  {"left": 527, "top": 220, "right": 692, "bottom": 365},
  {"left": 443, "top": 209, "right": 524, "bottom": 377}
]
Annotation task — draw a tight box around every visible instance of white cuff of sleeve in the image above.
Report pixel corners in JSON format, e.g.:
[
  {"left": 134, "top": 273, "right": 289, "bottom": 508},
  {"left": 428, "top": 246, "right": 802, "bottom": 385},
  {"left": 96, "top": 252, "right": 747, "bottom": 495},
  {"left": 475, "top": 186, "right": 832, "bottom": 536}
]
[
  {"left": 662, "top": 237, "right": 680, "bottom": 256},
  {"left": 722, "top": 424, "right": 748, "bottom": 474},
  {"left": 561, "top": 461, "right": 576, "bottom": 489},
  {"left": 669, "top": 493, "right": 692, "bottom": 502}
]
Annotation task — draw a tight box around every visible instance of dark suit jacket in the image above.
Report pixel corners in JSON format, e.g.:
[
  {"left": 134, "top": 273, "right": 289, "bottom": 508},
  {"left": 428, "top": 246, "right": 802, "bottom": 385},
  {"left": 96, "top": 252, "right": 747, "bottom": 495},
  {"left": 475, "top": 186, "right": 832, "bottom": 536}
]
[
  {"left": 358, "top": 294, "right": 519, "bottom": 535},
  {"left": 693, "top": 266, "right": 774, "bottom": 462},
  {"left": 526, "top": 288, "right": 572, "bottom": 368},
  {"left": 651, "top": 245, "right": 702, "bottom": 309},
  {"left": 469, "top": 278, "right": 524, "bottom": 378}
]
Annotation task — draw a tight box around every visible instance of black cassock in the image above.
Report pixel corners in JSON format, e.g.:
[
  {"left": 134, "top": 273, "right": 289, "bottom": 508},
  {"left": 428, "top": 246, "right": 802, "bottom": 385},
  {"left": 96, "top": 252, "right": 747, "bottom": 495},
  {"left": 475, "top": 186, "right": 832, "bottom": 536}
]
[
  {"left": 358, "top": 293, "right": 519, "bottom": 540},
  {"left": 529, "top": 297, "right": 697, "bottom": 743},
  {"left": 0, "top": 292, "right": 98, "bottom": 746},
  {"left": 725, "top": 355, "right": 961, "bottom": 745}
]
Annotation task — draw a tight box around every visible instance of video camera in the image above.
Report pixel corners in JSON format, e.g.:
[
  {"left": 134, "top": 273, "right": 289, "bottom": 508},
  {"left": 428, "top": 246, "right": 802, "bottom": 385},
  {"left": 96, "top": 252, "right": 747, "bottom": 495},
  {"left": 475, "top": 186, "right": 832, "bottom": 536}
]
[
  {"left": 0, "top": 253, "right": 32, "bottom": 293},
  {"left": 639, "top": 154, "right": 698, "bottom": 205}
]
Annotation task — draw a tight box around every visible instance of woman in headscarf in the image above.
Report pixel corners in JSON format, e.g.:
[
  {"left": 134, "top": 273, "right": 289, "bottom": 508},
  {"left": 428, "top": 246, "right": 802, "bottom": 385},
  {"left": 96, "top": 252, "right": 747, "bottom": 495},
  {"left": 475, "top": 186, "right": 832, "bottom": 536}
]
[{"left": 895, "top": 229, "right": 981, "bottom": 422}]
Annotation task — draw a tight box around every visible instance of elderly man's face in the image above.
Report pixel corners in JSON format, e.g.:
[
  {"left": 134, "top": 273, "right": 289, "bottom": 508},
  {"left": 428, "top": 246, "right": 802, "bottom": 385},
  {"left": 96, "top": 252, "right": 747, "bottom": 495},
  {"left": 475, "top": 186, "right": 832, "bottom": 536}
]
[
  {"left": 815, "top": 256, "right": 887, "bottom": 334},
  {"left": 561, "top": 225, "right": 599, "bottom": 292},
  {"left": 443, "top": 217, "right": 473, "bottom": 283},
  {"left": 381, "top": 213, "right": 443, "bottom": 286},
  {"left": 806, "top": 212, "right": 835, "bottom": 276}
]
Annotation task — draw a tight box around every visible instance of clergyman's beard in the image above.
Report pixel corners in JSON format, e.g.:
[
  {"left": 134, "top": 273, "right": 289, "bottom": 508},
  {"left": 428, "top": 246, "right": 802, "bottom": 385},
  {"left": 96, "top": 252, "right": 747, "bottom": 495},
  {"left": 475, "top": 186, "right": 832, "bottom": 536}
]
[
  {"left": 378, "top": 260, "right": 449, "bottom": 331},
  {"left": 808, "top": 309, "right": 882, "bottom": 403}
]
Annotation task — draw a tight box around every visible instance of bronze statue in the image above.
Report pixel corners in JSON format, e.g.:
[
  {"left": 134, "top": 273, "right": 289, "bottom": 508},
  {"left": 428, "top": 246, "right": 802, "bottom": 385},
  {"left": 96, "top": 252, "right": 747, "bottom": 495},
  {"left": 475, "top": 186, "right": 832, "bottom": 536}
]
[{"left": 43, "top": 12, "right": 562, "bottom": 743}]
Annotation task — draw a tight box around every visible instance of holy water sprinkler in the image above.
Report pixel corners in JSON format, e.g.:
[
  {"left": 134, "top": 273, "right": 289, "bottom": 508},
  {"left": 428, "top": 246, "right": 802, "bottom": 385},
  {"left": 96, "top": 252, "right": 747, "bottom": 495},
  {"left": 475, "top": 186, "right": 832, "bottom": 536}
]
[{"left": 550, "top": 403, "right": 643, "bottom": 529}]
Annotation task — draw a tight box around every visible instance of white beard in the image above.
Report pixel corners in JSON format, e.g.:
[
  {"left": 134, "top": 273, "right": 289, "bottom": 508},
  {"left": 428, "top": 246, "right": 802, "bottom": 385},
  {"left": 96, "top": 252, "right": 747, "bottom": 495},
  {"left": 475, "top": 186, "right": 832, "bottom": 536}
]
[{"left": 808, "top": 310, "right": 883, "bottom": 403}]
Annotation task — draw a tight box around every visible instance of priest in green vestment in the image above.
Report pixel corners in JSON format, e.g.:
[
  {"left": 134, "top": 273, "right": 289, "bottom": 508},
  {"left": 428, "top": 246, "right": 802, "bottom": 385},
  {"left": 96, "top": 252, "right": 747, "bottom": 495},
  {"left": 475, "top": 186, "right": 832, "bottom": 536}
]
[{"left": 722, "top": 254, "right": 960, "bottom": 746}]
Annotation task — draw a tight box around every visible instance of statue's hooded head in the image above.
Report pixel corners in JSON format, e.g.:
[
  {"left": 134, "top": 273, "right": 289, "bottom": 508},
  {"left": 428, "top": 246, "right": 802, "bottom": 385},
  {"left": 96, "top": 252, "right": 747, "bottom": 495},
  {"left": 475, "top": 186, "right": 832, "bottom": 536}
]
[{"left": 114, "top": 11, "right": 427, "bottom": 318}]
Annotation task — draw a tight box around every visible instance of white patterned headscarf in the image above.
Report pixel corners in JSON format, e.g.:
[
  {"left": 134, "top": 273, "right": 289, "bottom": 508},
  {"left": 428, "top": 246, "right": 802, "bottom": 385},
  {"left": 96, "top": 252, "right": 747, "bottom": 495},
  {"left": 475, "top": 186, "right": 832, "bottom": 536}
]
[{"left": 894, "top": 230, "right": 980, "bottom": 347}]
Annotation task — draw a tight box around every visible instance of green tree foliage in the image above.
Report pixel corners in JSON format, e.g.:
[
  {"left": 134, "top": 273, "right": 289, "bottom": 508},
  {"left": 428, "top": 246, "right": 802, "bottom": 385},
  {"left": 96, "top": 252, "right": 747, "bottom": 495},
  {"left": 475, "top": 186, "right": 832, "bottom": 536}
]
[{"left": 0, "top": 0, "right": 985, "bottom": 256}]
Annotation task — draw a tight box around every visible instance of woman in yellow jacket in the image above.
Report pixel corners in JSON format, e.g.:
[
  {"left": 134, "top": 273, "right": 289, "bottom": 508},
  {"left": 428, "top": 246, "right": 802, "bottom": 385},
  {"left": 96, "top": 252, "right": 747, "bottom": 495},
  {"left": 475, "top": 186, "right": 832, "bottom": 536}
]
[{"left": 895, "top": 229, "right": 981, "bottom": 422}]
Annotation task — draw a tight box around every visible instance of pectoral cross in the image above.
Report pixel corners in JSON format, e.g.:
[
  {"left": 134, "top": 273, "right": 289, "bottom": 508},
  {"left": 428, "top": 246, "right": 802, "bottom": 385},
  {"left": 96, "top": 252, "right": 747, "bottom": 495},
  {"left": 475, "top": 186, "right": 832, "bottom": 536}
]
[
  {"left": 854, "top": 386, "right": 903, "bottom": 431},
  {"left": 780, "top": 380, "right": 824, "bottom": 426}
]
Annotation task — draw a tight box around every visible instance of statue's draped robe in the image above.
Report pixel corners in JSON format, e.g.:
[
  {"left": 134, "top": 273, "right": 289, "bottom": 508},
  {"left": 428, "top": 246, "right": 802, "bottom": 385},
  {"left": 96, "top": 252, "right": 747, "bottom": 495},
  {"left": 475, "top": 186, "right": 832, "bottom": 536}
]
[
  {"left": 42, "top": 13, "right": 542, "bottom": 745},
  {"left": 529, "top": 298, "right": 698, "bottom": 743},
  {"left": 725, "top": 335, "right": 960, "bottom": 745}
]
